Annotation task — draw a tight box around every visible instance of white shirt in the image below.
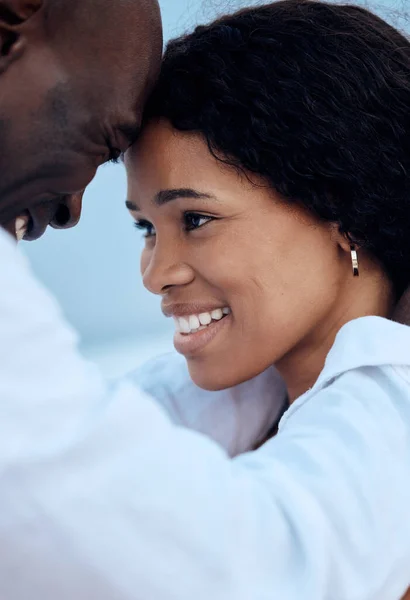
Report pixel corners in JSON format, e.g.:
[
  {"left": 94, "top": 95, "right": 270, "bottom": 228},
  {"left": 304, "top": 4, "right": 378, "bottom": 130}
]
[
  {"left": 129, "top": 352, "right": 287, "bottom": 457},
  {"left": 0, "top": 227, "right": 410, "bottom": 600}
]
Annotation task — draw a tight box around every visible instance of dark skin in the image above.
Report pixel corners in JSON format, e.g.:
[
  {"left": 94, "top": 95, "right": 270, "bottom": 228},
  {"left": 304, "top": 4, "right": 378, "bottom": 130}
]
[
  {"left": 0, "top": 4, "right": 409, "bottom": 595},
  {"left": 0, "top": 0, "right": 408, "bottom": 322},
  {"left": 0, "top": 0, "right": 162, "bottom": 240}
]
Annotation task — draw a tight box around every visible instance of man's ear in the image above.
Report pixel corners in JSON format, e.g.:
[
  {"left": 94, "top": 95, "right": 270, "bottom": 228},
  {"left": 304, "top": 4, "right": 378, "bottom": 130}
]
[{"left": 0, "top": 0, "right": 43, "bottom": 73}]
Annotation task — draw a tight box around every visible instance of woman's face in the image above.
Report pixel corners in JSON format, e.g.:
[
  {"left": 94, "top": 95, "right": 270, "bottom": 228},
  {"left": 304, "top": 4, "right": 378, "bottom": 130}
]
[{"left": 125, "top": 120, "right": 354, "bottom": 391}]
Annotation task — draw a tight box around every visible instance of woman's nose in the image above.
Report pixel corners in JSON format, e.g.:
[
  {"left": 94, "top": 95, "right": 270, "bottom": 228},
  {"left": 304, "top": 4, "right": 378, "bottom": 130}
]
[
  {"left": 142, "top": 245, "right": 195, "bottom": 295},
  {"left": 50, "top": 193, "right": 83, "bottom": 230}
]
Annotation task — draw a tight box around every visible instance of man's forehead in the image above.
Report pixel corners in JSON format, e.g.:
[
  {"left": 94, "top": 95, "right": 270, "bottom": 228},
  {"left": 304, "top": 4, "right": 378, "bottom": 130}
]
[
  {"left": 46, "top": 0, "right": 161, "bottom": 148},
  {"left": 49, "top": 0, "right": 162, "bottom": 66}
]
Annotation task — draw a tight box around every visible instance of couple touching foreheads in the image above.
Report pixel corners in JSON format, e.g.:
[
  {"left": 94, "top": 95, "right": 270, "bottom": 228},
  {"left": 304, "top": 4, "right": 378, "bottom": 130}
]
[{"left": 1, "top": 1, "right": 410, "bottom": 599}]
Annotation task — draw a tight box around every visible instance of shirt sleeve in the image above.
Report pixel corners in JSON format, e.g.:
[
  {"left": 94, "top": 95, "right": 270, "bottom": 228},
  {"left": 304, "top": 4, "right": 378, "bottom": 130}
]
[
  {"left": 128, "top": 353, "right": 287, "bottom": 456},
  {"left": 0, "top": 229, "right": 409, "bottom": 600}
]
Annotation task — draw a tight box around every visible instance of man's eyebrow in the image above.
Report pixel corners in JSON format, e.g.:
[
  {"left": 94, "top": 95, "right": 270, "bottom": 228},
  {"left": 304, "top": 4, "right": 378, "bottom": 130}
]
[
  {"left": 125, "top": 189, "right": 215, "bottom": 213},
  {"left": 117, "top": 123, "right": 142, "bottom": 162},
  {"left": 117, "top": 123, "right": 141, "bottom": 146}
]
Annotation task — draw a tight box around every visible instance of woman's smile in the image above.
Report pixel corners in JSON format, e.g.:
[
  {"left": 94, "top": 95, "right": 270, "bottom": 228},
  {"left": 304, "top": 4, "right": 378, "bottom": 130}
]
[
  {"left": 161, "top": 302, "right": 232, "bottom": 356},
  {"left": 173, "top": 309, "right": 232, "bottom": 356}
]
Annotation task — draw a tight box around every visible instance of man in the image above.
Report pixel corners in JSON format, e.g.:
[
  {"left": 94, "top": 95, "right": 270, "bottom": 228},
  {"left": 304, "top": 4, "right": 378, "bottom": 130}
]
[
  {"left": 0, "top": 1, "right": 410, "bottom": 599},
  {"left": 0, "top": 0, "right": 284, "bottom": 453},
  {"left": 0, "top": 0, "right": 161, "bottom": 240},
  {"left": 0, "top": 0, "right": 288, "bottom": 593}
]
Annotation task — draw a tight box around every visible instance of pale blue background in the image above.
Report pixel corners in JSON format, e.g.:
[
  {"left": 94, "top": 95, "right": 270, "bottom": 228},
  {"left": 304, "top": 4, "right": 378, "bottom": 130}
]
[{"left": 23, "top": 0, "right": 408, "bottom": 375}]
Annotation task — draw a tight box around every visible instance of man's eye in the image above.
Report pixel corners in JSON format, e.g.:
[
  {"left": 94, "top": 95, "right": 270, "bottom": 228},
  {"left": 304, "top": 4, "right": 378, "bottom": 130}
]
[
  {"left": 134, "top": 219, "right": 156, "bottom": 238},
  {"left": 184, "top": 212, "right": 214, "bottom": 231},
  {"left": 109, "top": 147, "right": 122, "bottom": 164}
]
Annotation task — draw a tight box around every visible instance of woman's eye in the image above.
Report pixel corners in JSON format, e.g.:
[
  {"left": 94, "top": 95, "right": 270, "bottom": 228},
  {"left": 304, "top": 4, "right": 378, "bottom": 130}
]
[
  {"left": 134, "top": 219, "right": 156, "bottom": 238},
  {"left": 184, "top": 212, "right": 213, "bottom": 231}
]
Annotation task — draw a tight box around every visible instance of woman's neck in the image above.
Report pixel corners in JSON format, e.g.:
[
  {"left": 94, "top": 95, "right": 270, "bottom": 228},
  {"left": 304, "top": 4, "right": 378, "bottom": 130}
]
[{"left": 276, "top": 272, "right": 395, "bottom": 403}]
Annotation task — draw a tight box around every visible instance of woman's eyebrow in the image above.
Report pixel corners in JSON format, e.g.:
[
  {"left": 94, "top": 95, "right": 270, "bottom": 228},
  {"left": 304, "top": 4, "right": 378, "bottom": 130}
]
[
  {"left": 154, "top": 188, "right": 214, "bottom": 205},
  {"left": 125, "top": 200, "right": 139, "bottom": 211},
  {"left": 125, "top": 188, "right": 215, "bottom": 212}
]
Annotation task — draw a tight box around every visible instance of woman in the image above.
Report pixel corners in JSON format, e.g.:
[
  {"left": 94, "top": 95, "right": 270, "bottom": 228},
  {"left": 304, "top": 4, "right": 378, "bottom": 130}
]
[
  {"left": 127, "top": 0, "right": 410, "bottom": 401},
  {"left": 124, "top": 0, "right": 410, "bottom": 597}
]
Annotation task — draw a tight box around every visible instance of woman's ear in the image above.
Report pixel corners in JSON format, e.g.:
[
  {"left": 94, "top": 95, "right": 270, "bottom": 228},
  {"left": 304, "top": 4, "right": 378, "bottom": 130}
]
[
  {"left": 329, "top": 224, "right": 361, "bottom": 276},
  {"left": 329, "top": 223, "right": 354, "bottom": 253},
  {"left": 0, "top": 0, "right": 43, "bottom": 73}
]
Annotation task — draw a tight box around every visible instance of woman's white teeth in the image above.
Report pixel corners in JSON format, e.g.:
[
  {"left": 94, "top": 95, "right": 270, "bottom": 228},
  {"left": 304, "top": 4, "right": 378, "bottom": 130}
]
[
  {"left": 199, "top": 313, "right": 212, "bottom": 325},
  {"left": 174, "top": 307, "right": 231, "bottom": 334},
  {"left": 211, "top": 309, "right": 223, "bottom": 320},
  {"left": 15, "top": 216, "right": 29, "bottom": 242},
  {"left": 189, "top": 315, "right": 200, "bottom": 330},
  {"left": 178, "top": 318, "right": 191, "bottom": 334}
]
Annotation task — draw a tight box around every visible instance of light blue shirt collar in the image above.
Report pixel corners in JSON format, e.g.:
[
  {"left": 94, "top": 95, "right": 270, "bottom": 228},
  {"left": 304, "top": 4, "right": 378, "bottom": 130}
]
[{"left": 281, "top": 316, "right": 410, "bottom": 429}]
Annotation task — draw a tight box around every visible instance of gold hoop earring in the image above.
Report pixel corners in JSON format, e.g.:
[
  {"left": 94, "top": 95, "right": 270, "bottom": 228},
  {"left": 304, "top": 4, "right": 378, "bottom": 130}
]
[{"left": 351, "top": 246, "right": 359, "bottom": 277}]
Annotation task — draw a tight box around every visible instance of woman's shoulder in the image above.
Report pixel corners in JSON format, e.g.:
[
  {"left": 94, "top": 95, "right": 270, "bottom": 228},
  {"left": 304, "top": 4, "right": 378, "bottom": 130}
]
[
  {"left": 316, "top": 316, "right": 410, "bottom": 395},
  {"left": 279, "top": 316, "right": 410, "bottom": 434}
]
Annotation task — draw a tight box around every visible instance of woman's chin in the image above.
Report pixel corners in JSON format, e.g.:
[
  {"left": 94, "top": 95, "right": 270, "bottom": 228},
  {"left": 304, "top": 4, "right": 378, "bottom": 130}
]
[{"left": 187, "top": 358, "right": 257, "bottom": 391}]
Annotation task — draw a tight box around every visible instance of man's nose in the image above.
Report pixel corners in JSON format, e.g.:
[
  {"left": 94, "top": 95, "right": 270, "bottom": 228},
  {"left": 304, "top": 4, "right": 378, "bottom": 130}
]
[{"left": 49, "top": 193, "right": 83, "bottom": 230}]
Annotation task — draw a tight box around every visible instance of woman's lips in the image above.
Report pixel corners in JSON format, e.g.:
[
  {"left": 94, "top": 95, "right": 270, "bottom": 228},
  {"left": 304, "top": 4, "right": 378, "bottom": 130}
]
[
  {"left": 173, "top": 307, "right": 231, "bottom": 333},
  {"left": 173, "top": 313, "right": 231, "bottom": 356}
]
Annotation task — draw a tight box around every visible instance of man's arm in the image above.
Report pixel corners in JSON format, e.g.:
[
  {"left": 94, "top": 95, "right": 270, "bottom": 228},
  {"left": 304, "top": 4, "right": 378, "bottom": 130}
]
[{"left": 1, "top": 229, "right": 410, "bottom": 600}]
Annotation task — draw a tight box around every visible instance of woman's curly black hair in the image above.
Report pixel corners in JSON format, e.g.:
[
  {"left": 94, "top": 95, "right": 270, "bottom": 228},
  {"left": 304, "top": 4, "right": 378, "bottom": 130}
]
[{"left": 146, "top": 0, "right": 410, "bottom": 295}]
